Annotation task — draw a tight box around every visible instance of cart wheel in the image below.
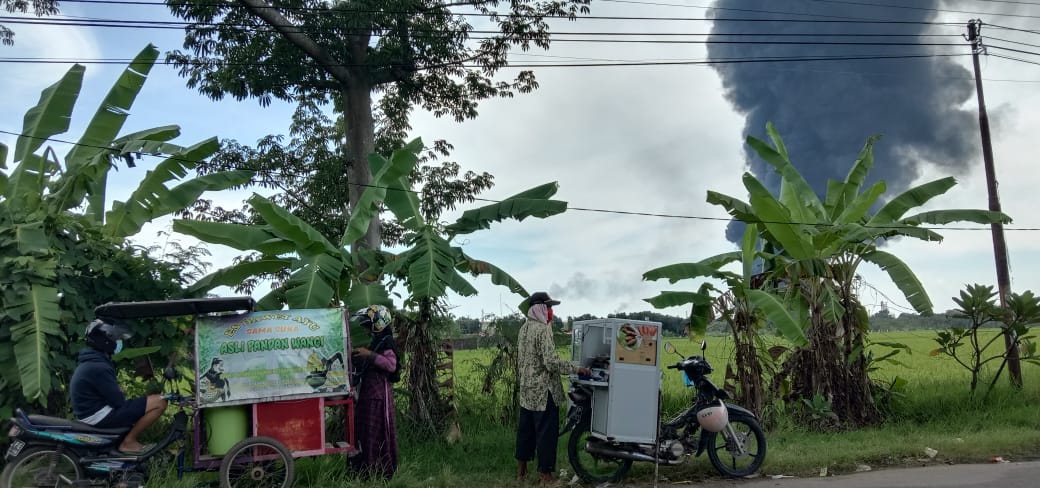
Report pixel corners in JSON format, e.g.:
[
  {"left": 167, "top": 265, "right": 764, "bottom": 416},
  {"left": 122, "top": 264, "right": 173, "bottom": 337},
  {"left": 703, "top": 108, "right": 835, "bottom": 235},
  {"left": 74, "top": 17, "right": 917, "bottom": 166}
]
[{"left": 218, "top": 436, "right": 295, "bottom": 488}]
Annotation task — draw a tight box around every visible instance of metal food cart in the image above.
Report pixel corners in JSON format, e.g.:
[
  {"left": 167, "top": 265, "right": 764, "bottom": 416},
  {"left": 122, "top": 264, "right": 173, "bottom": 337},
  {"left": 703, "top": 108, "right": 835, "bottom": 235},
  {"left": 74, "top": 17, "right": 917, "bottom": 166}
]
[{"left": 571, "top": 318, "right": 663, "bottom": 444}]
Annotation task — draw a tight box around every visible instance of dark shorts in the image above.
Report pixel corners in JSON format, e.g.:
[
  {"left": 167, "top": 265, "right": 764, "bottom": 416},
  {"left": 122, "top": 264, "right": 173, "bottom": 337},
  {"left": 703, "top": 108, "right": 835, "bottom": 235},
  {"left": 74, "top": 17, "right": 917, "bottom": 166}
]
[{"left": 94, "top": 397, "right": 147, "bottom": 429}]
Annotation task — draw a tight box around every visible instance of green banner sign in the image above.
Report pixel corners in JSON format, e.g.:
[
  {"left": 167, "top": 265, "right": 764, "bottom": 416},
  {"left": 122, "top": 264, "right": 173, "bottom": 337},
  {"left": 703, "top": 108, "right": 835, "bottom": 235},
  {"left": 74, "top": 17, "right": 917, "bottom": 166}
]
[{"left": 195, "top": 308, "right": 350, "bottom": 407}]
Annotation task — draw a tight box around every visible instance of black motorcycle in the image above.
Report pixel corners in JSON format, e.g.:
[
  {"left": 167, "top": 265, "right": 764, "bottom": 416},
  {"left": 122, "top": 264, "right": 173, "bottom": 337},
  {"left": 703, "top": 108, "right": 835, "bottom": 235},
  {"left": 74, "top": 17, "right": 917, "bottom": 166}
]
[
  {"left": 562, "top": 340, "right": 767, "bottom": 483},
  {"left": 1, "top": 368, "right": 193, "bottom": 488}
]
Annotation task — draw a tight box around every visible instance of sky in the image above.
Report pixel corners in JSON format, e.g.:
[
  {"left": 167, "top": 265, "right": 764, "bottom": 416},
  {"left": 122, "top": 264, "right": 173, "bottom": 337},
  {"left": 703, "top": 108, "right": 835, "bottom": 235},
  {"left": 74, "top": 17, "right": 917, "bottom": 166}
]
[{"left": 3, "top": 1, "right": 1040, "bottom": 321}]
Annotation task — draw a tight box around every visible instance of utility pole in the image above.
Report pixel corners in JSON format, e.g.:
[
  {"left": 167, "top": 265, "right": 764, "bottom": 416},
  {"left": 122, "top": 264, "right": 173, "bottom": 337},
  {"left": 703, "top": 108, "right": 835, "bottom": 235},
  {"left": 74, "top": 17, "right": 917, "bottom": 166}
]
[{"left": 967, "top": 19, "right": 1022, "bottom": 387}]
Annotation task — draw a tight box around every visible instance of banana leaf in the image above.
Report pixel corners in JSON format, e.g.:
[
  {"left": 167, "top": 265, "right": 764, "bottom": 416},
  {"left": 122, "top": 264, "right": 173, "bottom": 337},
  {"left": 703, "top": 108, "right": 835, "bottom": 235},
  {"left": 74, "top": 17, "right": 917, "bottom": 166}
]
[
  {"left": 833, "top": 180, "right": 886, "bottom": 225},
  {"left": 400, "top": 228, "right": 455, "bottom": 299},
  {"left": 373, "top": 138, "right": 425, "bottom": 231},
  {"left": 249, "top": 193, "right": 339, "bottom": 257},
  {"left": 14, "top": 64, "right": 84, "bottom": 163},
  {"left": 743, "top": 174, "right": 815, "bottom": 259},
  {"left": 445, "top": 196, "right": 567, "bottom": 236},
  {"left": 188, "top": 257, "right": 293, "bottom": 294},
  {"left": 346, "top": 281, "right": 392, "bottom": 312},
  {"left": 643, "top": 261, "right": 739, "bottom": 284},
  {"left": 284, "top": 253, "right": 344, "bottom": 309},
  {"left": 10, "top": 284, "right": 62, "bottom": 404},
  {"left": 643, "top": 289, "right": 718, "bottom": 309},
  {"left": 862, "top": 250, "right": 933, "bottom": 314},
  {"left": 172, "top": 219, "right": 296, "bottom": 255},
  {"left": 455, "top": 249, "right": 528, "bottom": 298},
  {"left": 838, "top": 136, "right": 880, "bottom": 210},
  {"left": 747, "top": 289, "right": 808, "bottom": 346},
  {"left": 747, "top": 131, "right": 823, "bottom": 223},
  {"left": 869, "top": 177, "right": 956, "bottom": 224},
  {"left": 64, "top": 45, "right": 159, "bottom": 172},
  {"left": 900, "top": 209, "right": 1010, "bottom": 226}
]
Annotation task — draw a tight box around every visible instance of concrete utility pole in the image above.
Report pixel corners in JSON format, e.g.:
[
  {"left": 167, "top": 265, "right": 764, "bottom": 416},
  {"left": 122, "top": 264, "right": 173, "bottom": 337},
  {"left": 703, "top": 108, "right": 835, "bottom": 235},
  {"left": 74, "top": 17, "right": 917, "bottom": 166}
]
[{"left": 967, "top": 19, "right": 1022, "bottom": 387}]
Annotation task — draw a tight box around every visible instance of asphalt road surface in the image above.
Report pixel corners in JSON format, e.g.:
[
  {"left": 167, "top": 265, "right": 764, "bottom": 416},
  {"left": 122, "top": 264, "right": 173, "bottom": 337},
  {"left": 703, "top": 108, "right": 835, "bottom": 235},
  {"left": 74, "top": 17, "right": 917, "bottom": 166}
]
[{"left": 651, "top": 461, "right": 1040, "bottom": 488}]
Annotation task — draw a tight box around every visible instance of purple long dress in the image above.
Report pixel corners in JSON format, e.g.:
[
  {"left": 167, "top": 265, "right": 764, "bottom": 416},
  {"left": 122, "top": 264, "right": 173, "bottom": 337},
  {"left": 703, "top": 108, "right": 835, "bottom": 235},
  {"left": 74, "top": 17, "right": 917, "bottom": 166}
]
[{"left": 350, "top": 349, "right": 398, "bottom": 479}]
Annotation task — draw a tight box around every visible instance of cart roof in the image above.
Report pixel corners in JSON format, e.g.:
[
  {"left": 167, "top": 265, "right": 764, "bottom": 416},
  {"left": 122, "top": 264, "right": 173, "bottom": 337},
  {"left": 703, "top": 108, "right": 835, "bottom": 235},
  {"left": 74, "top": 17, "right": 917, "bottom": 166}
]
[{"left": 94, "top": 297, "right": 255, "bottom": 319}]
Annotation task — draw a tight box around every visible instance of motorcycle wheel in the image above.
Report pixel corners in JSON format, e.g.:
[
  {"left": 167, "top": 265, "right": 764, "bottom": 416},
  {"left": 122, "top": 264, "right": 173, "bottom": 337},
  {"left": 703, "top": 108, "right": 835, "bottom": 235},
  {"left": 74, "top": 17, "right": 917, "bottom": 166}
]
[
  {"left": 567, "top": 421, "right": 633, "bottom": 483},
  {"left": 218, "top": 436, "right": 294, "bottom": 488},
  {"left": 705, "top": 414, "right": 767, "bottom": 477},
  {"left": 0, "top": 446, "right": 84, "bottom": 487}
]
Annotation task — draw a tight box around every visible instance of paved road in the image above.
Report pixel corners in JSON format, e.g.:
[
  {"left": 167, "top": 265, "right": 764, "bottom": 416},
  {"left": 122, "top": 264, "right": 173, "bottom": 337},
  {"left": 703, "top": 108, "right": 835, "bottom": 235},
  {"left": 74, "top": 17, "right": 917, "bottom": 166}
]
[{"left": 651, "top": 461, "right": 1040, "bottom": 488}]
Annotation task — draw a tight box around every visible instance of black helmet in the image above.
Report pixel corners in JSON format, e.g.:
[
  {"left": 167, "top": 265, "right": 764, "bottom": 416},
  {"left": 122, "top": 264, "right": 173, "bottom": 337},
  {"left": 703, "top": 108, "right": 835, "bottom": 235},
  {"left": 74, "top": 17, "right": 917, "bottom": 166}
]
[{"left": 85, "top": 319, "right": 133, "bottom": 355}]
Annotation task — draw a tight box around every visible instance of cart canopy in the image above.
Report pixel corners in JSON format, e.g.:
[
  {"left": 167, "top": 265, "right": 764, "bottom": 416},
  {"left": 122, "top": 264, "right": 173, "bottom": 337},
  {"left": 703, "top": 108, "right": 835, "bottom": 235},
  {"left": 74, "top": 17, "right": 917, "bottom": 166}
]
[{"left": 94, "top": 297, "right": 256, "bottom": 320}]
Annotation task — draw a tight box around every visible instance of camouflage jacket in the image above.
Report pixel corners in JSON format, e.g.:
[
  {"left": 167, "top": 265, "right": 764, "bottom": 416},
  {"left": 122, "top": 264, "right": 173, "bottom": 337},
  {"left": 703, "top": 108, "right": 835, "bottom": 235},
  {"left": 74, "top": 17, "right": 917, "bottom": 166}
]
[{"left": 517, "top": 318, "right": 576, "bottom": 411}]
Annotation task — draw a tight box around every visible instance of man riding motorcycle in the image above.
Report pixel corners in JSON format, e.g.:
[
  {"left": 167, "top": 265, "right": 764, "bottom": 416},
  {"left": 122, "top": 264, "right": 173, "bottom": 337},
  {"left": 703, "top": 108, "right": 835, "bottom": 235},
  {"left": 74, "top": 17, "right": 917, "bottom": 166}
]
[{"left": 69, "top": 319, "right": 168, "bottom": 455}]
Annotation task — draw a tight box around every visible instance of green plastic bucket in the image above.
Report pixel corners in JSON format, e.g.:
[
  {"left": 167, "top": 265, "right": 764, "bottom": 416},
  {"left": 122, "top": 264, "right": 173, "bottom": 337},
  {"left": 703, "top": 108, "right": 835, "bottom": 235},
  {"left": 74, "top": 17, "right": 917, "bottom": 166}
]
[{"left": 204, "top": 406, "right": 248, "bottom": 456}]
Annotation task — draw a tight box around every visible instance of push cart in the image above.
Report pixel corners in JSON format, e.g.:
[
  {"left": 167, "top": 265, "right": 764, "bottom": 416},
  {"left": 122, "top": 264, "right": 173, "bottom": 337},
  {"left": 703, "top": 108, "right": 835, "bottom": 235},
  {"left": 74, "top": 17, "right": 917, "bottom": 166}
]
[{"left": 94, "top": 297, "right": 360, "bottom": 487}]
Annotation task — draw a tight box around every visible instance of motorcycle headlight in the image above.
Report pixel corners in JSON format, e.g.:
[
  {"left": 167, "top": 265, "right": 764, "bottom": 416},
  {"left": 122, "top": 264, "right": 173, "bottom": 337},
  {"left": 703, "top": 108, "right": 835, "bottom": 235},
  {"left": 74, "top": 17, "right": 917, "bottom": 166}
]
[{"left": 8, "top": 425, "right": 21, "bottom": 437}]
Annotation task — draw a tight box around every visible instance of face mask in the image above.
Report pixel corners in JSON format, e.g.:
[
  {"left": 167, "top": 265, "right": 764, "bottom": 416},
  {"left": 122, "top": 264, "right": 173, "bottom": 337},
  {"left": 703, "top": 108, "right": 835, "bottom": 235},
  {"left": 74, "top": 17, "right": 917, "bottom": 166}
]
[
  {"left": 114, "top": 340, "right": 124, "bottom": 355},
  {"left": 547, "top": 308, "right": 554, "bottom": 323}
]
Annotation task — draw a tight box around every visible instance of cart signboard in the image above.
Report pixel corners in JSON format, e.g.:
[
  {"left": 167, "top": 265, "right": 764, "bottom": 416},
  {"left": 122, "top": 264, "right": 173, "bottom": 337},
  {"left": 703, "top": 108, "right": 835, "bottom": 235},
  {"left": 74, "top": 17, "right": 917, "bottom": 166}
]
[{"left": 195, "top": 308, "right": 350, "bottom": 408}]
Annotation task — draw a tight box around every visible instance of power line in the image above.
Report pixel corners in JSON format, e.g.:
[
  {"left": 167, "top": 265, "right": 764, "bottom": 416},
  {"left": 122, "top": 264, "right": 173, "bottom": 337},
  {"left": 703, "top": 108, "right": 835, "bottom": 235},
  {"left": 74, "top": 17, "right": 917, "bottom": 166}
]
[
  {"left": 991, "top": 51, "right": 1040, "bottom": 65},
  {"left": 0, "top": 52, "right": 971, "bottom": 68},
  {"left": 48, "top": 0, "right": 962, "bottom": 24},
  {"left": 988, "top": 22, "right": 1040, "bottom": 35},
  {"left": 2, "top": 128, "right": 1037, "bottom": 232},
  {"left": 0, "top": 16, "right": 967, "bottom": 37},
  {"left": 802, "top": 0, "right": 1040, "bottom": 20},
  {"left": 986, "top": 35, "right": 1040, "bottom": 50}
]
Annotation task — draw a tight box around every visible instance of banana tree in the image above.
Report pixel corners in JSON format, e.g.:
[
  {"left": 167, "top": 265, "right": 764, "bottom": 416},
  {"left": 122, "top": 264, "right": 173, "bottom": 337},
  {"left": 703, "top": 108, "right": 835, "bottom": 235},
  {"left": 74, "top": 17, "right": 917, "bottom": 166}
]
[
  {"left": 175, "top": 137, "right": 568, "bottom": 433},
  {"left": 171, "top": 139, "right": 435, "bottom": 311},
  {"left": 0, "top": 44, "right": 251, "bottom": 410},
  {"left": 675, "top": 122, "right": 1008, "bottom": 427},
  {"left": 644, "top": 222, "right": 798, "bottom": 416}
]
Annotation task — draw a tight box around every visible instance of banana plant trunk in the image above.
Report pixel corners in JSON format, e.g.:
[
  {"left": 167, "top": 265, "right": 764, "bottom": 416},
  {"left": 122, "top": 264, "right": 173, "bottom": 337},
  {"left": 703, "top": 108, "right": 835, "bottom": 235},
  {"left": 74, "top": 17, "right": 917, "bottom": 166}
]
[
  {"left": 403, "top": 298, "right": 445, "bottom": 437},
  {"left": 786, "top": 285, "right": 879, "bottom": 428},
  {"left": 729, "top": 309, "right": 765, "bottom": 417}
]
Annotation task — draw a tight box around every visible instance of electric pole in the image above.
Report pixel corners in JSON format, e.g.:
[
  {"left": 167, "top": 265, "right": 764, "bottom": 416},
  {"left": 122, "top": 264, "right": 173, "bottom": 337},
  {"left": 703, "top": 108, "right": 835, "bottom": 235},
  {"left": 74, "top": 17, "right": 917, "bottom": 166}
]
[{"left": 967, "top": 19, "right": 1022, "bottom": 387}]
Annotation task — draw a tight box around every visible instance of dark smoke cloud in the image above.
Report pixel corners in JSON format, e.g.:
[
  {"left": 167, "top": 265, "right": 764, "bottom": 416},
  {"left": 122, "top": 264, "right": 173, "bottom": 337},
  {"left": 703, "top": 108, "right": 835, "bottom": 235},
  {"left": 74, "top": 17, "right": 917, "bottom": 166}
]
[{"left": 707, "top": 1, "right": 980, "bottom": 242}]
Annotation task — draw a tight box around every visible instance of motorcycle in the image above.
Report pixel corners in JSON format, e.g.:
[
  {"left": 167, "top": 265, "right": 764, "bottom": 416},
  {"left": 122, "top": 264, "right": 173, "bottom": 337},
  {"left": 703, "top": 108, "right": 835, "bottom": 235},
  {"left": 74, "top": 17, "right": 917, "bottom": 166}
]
[
  {"left": 562, "top": 340, "right": 767, "bottom": 483},
  {"left": 2, "top": 368, "right": 192, "bottom": 488}
]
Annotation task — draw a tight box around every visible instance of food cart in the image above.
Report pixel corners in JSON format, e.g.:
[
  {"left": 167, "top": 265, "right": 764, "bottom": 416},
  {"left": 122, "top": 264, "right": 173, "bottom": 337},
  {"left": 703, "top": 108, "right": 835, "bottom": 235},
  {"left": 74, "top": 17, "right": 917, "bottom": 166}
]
[
  {"left": 570, "top": 318, "right": 663, "bottom": 443},
  {"left": 93, "top": 298, "right": 360, "bottom": 487}
]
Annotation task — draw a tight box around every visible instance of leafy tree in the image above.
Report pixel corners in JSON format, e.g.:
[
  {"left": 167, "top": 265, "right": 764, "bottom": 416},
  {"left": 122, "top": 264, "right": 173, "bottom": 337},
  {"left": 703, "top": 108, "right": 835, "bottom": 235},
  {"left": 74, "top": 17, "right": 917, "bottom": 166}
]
[
  {"left": 651, "top": 122, "right": 1010, "bottom": 428},
  {"left": 0, "top": 45, "right": 244, "bottom": 416},
  {"left": 175, "top": 138, "right": 568, "bottom": 433},
  {"left": 1, "top": 0, "right": 58, "bottom": 46},
  {"left": 166, "top": 0, "right": 591, "bottom": 252},
  {"left": 932, "top": 284, "right": 1040, "bottom": 395}
]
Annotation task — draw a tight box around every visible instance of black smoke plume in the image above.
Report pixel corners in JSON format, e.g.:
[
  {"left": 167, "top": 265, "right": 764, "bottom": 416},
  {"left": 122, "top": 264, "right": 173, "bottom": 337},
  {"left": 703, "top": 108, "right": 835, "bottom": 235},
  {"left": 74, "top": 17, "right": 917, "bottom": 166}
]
[{"left": 707, "top": 1, "right": 979, "bottom": 242}]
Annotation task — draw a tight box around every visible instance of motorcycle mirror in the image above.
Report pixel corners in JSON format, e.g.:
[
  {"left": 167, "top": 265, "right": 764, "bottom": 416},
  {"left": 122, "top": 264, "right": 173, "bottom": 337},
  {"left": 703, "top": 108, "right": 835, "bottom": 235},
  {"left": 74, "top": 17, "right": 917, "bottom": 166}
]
[
  {"left": 664, "top": 342, "right": 684, "bottom": 358},
  {"left": 700, "top": 340, "right": 707, "bottom": 352},
  {"left": 162, "top": 366, "right": 179, "bottom": 381}
]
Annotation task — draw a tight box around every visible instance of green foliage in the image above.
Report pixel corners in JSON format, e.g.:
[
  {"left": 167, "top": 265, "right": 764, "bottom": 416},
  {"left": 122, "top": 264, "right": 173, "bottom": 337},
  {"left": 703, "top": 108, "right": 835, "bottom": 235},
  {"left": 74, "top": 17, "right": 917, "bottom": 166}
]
[
  {"left": 932, "top": 284, "right": 1040, "bottom": 395},
  {"left": 0, "top": 46, "right": 239, "bottom": 413},
  {"left": 645, "top": 122, "right": 1010, "bottom": 428}
]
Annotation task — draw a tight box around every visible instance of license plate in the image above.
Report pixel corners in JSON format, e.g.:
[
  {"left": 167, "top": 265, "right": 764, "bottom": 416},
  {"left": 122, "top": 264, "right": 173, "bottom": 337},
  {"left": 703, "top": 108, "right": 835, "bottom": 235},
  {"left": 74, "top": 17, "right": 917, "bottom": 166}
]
[{"left": 6, "top": 439, "right": 25, "bottom": 459}]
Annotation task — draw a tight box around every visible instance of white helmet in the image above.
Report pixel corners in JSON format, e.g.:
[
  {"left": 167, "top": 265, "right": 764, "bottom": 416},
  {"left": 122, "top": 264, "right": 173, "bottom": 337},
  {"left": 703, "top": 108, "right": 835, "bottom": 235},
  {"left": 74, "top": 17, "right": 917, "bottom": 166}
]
[{"left": 696, "top": 401, "right": 729, "bottom": 432}]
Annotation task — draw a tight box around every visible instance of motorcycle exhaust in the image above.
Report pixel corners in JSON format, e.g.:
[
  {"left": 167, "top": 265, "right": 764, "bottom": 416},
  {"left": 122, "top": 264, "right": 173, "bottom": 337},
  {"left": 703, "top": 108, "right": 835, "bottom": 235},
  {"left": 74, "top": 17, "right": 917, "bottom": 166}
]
[{"left": 585, "top": 442, "right": 684, "bottom": 465}]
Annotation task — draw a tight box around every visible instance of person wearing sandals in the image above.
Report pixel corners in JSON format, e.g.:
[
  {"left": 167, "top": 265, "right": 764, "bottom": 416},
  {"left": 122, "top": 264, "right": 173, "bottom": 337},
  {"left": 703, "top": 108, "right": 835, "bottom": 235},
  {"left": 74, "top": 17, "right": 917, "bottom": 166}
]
[
  {"left": 516, "top": 292, "right": 591, "bottom": 484},
  {"left": 70, "top": 319, "right": 168, "bottom": 455}
]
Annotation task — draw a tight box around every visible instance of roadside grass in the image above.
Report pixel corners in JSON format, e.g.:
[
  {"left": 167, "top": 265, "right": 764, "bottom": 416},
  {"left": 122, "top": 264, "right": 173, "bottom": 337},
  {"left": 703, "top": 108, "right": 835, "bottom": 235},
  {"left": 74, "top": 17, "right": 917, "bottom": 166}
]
[{"left": 145, "top": 330, "right": 1040, "bottom": 486}]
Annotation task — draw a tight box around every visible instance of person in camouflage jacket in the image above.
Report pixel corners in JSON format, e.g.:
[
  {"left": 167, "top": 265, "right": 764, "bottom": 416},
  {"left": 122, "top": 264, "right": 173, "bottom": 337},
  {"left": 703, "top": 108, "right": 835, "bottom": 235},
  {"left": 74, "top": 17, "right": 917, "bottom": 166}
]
[{"left": 515, "top": 291, "right": 590, "bottom": 484}]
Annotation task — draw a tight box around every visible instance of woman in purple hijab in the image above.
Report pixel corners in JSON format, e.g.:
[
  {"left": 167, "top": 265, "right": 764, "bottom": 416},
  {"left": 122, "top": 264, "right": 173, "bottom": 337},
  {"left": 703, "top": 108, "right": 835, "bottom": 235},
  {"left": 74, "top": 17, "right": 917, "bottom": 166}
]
[{"left": 349, "top": 305, "right": 400, "bottom": 480}]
